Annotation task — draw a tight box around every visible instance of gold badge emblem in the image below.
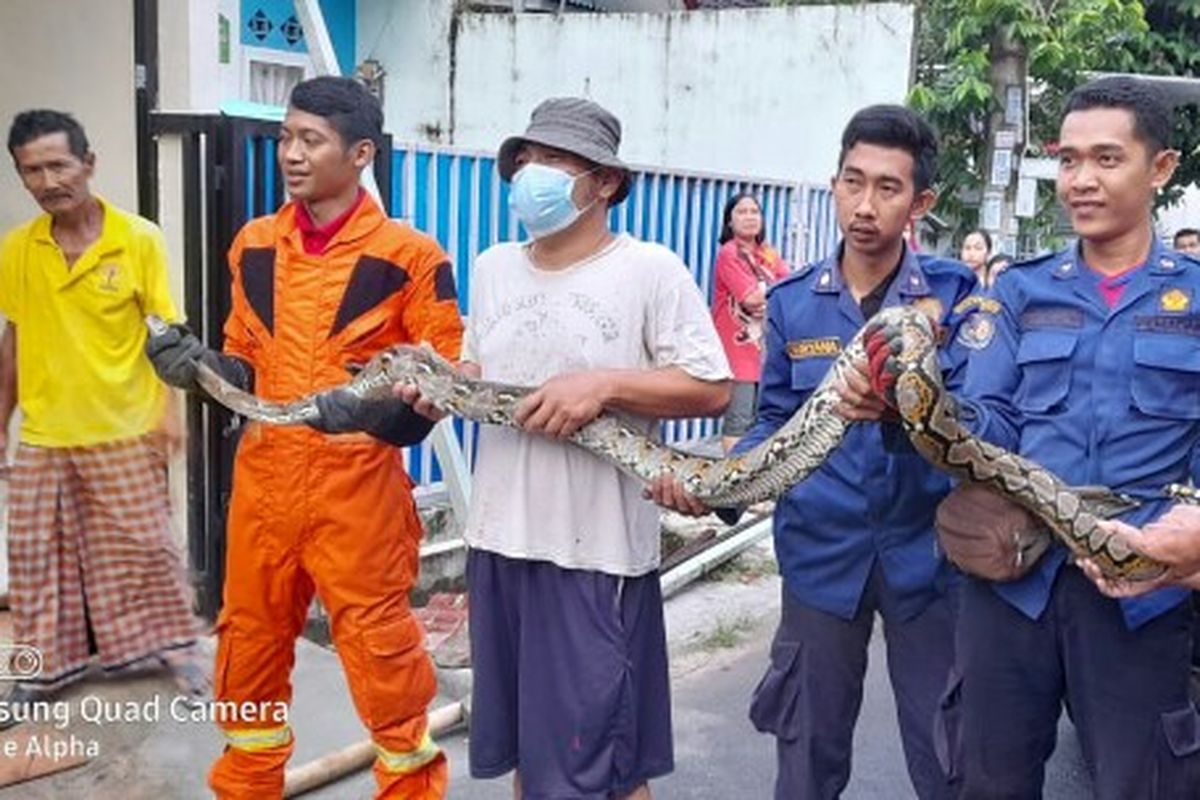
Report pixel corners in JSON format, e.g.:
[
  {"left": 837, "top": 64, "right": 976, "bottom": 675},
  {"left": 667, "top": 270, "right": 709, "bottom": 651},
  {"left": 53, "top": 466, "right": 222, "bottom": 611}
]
[{"left": 1161, "top": 288, "right": 1190, "bottom": 313}]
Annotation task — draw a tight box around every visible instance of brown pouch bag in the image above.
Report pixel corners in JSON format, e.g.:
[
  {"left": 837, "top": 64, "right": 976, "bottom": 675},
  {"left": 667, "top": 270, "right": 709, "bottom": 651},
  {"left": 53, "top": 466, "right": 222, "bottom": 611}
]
[{"left": 935, "top": 484, "right": 1052, "bottom": 582}]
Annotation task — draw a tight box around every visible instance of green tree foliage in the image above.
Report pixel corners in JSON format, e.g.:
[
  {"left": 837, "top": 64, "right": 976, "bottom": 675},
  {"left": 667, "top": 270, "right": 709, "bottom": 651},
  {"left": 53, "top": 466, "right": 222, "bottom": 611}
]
[
  {"left": 1125, "top": 0, "right": 1200, "bottom": 202},
  {"left": 911, "top": 0, "right": 1200, "bottom": 235}
]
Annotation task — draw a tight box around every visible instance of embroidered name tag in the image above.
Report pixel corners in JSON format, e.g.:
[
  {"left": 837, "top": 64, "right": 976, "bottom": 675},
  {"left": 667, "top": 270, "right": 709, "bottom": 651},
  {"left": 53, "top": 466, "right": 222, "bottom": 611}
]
[
  {"left": 1135, "top": 315, "right": 1200, "bottom": 337},
  {"left": 1019, "top": 307, "right": 1084, "bottom": 330},
  {"left": 952, "top": 295, "right": 1001, "bottom": 315},
  {"left": 787, "top": 337, "right": 841, "bottom": 359}
]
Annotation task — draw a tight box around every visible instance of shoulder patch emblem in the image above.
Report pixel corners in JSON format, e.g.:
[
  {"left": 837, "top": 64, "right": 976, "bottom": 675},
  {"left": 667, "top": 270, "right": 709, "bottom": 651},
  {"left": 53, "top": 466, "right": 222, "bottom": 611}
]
[
  {"left": 787, "top": 337, "right": 842, "bottom": 360},
  {"left": 1160, "top": 288, "right": 1191, "bottom": 314},
  {"left": 952, "top": 295, "right": 1001, "bottom": 315},
  {"left": 956, "top": 314, "right": 996, "bottom": 350}
]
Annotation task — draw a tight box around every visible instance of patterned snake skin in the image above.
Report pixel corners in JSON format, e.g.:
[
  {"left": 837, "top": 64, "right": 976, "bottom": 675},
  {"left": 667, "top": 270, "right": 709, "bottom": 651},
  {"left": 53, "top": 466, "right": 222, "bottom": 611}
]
[
  {"left": 184, "top": 335, "right": 860, "bottom": 510},
  {"left": 873, "top": 306, "right": 1169, "bottom": 582},
  {"left": 155, "top": 308, "right": 1183, "bottom": 581}
]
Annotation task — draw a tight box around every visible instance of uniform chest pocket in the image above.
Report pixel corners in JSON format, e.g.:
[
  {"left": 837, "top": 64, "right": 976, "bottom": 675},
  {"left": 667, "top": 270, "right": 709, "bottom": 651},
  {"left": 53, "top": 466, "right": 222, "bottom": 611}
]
[
  {"left": 1014, "top": 331, "right": 1077, "bottom": 413},
  {"left": 1131, "top": 335, "right": 1200, "bottom": 419},
  {"left": 790, "top": 358, "right": 834, "bottom": 392}
]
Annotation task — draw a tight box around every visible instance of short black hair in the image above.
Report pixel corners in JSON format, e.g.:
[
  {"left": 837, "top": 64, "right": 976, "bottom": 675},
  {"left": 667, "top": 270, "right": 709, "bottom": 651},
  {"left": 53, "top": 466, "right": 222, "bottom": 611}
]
[
  {"left": 838, "top": 105, "right": 938, "bottom": 192},
  {"left": 8, "top": 109, "right": 90, "bottom": 161},
  {"left": 966, "top": 229, "right": 993, "bottom": 252},
  {"left": 288, "top": 76, "right": 383, "bottom": 149},
  {"left": 1064, "top": 76, "right": 1173, "bottom": 152},
  {"left": 1174, "top": 227, "right": 1199, "bottom": 245},
  {"left": 719, "top": 192, "right": 764, "bottom": 245}
]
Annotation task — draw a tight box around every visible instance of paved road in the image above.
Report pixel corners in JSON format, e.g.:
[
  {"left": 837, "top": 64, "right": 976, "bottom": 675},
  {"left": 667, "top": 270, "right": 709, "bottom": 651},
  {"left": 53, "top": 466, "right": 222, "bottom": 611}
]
[{"left": 438, "top": 613, "right": 1094, "bottom": 799}]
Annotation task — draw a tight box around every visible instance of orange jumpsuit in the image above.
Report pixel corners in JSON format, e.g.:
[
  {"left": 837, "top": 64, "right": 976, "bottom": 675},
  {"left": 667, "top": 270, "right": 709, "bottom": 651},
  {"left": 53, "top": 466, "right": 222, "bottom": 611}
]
[{"left": 208, "top": 195, "right": 462, "bottom": 799}]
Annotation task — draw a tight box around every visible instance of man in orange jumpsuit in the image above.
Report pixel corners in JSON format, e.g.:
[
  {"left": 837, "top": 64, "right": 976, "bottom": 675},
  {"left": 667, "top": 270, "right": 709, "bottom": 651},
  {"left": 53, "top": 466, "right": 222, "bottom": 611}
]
[{"left": 146, "top": 77, "right": 461, "bottom": 799}]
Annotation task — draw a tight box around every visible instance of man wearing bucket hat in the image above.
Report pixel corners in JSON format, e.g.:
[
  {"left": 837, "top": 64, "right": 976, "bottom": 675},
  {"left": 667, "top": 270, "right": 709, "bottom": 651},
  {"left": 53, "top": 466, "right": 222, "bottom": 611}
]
[{"left": 399, "top": 97, "right": 731, "bottom": 798}]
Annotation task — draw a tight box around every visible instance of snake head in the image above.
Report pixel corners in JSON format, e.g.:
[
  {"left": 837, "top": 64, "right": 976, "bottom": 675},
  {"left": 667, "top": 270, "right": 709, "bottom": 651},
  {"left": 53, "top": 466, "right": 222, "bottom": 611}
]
[
  {"left": 863, "top": 321, "right": 904, "bottom": 406},
  {"left": 145, "top": 314, "right": 171, "bottom": 337}
]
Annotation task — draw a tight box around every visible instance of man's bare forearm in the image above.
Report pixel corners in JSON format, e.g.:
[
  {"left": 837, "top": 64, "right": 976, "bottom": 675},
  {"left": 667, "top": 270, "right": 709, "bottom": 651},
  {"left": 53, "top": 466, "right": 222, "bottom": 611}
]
[
  {"left": 0, "top": 322, "right": 16, "bottom": 430},
  {"left": 603, "top": 366, "right": 730, "bottom": 419}
]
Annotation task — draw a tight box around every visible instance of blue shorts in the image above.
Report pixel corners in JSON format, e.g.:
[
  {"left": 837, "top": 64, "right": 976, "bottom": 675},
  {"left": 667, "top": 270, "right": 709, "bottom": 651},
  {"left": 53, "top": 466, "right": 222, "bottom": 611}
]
[{"left": 467, "top": 548, "right": 674, "bottom": 799}]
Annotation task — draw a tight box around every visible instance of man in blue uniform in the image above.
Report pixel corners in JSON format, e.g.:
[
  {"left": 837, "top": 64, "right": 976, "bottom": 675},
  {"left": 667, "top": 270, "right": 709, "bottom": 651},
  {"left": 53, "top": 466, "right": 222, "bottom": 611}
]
[
  {"left": 868, "top": 76, "right": 1200, "bottom": 798},
  {"left": 652, "top": 105, "right": 977, "bottom": 799}
]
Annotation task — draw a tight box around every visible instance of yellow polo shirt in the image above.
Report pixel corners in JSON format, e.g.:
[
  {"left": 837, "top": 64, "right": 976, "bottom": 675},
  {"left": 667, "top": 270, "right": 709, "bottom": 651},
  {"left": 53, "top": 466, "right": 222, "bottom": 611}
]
[{"left": 0, "top": 197, "right": 180, "bottom": 447}]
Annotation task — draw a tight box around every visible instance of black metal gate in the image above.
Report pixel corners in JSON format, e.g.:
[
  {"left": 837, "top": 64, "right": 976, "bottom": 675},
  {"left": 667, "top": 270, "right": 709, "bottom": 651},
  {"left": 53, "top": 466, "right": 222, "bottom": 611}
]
[{"left": 147, "top": 112, "right": 393, "bottom": 619}]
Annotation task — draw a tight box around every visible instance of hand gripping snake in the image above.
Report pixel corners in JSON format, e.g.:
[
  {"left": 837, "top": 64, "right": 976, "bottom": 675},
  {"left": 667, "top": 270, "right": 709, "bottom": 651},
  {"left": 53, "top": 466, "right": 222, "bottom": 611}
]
[{"left": 152, "top": 308, "right": 1181, "bottom": 582}]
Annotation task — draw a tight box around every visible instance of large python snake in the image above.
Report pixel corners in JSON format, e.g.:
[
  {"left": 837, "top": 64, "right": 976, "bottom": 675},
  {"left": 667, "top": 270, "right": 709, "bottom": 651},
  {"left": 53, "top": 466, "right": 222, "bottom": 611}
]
[
  {"left": 158, "top": 307, "right": 1177, "bottom": 581},
  {"left": 872, "top": 307, "right": 1169, "bottom": 582}
]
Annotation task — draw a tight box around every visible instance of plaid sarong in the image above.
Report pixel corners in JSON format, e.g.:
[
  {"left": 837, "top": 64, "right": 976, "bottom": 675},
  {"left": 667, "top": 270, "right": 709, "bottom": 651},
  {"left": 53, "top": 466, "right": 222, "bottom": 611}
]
[{"left": 6, "top": 433, "right": 200, "bottom": 689}]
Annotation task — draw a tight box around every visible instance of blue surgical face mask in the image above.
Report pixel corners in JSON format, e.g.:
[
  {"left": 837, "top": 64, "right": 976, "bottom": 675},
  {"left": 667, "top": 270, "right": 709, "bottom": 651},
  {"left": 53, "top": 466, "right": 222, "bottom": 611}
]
[{"left": 508, "top": 163, "right": 597, "bottom": 239}]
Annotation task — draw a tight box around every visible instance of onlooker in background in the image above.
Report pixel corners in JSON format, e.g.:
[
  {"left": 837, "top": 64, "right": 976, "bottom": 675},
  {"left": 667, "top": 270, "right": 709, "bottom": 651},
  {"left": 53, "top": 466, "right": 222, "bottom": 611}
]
[
  {"left": 903, "top": 220, "right": 922, "bottom": 252},
  {"left": 711, "top": 192, "right": 790, "bottom": 451},
  {"left": 1174, "top": 227, "right": 1200, "bottom": 255},
  {"left": 986, "top": 252, "right": 1013, "bottom": 285},
  {"left": 0, "top": 109, "right": 204, "bottom": 722},
  {"left": 959, "top": 228, "right": 992, "bottom": 286}
]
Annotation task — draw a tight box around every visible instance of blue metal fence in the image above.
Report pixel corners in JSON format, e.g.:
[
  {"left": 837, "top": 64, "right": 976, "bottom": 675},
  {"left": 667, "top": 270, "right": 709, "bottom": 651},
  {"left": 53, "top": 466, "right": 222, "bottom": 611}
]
[{"left": 236, "top": 134, "right": 840, "bottom": 485}]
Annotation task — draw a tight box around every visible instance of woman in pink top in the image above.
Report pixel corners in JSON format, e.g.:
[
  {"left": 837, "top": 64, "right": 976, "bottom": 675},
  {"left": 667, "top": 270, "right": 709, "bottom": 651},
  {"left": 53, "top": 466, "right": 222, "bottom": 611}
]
[{"left": 711, "top": 193, "right": 790, "bottom": 451}]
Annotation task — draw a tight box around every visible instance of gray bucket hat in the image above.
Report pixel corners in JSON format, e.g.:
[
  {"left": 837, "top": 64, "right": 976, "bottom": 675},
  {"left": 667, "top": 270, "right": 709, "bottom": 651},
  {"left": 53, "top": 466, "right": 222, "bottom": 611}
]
[{"left": 498, "top": 97, "right": 632, "bottom": 205}]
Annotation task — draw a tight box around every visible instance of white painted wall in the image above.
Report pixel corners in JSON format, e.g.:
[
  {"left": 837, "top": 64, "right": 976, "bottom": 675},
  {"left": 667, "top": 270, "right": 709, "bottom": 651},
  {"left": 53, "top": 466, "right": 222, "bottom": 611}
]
[
  {"left": 0, "top": 0, "right": 138, "bottom": 232},
  {"left": 358, "top": 0, "right": 456, "bottom": 143},
  {"left": 360, "top": 3, "right": 916, "bottom": 183},
  {"left": 1159, "top": 184, "right": 1200, "bottom": 243},
  {"left": 160, "top": 0, "right": 223, "bottom": 113}
]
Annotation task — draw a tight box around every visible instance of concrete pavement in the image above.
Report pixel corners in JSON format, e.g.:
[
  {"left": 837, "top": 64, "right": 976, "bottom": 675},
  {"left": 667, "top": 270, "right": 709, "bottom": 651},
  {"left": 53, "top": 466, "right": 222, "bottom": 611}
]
[
  {"left": 0, "top": 541, "right": 1095, "bottom": 799},
  {"left": 437, "top": 570, "right": 1094, "bottom": 800}
]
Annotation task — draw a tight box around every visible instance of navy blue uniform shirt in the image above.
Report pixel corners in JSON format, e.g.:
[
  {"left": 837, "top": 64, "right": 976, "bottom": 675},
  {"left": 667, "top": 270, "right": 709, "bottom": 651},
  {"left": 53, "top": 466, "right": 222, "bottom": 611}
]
[
  {"left": 961, "top": 240, "right": 1200, "bottom": 628},
  {"left": 735, "top": 244, "right": 978, "bottom": 621}
]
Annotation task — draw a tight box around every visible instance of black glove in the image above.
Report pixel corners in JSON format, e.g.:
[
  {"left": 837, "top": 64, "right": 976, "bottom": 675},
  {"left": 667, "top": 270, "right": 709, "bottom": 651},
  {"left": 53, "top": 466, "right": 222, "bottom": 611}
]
[
  {"left": 308, "top": 389, "right": 435, "bottom": 448},
  {"left": 145, "top": 323, "right": 207, "bottom": 391},
  {"left": 145, "top": 323, "right": 254, "bottom": 394}
]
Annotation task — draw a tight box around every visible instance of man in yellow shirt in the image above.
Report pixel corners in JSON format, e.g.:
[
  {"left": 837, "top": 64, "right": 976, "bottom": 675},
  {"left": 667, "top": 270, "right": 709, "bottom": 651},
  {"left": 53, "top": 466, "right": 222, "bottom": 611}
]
[{"left": 0, "top": 110, "right": 202, "bottom": 719}]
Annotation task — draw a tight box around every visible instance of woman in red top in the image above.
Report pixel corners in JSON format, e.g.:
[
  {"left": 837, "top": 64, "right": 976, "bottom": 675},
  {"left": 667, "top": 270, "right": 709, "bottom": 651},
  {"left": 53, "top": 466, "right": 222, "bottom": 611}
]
[{"left": 711, "top": 193, "right": 790, "bottom": 451}]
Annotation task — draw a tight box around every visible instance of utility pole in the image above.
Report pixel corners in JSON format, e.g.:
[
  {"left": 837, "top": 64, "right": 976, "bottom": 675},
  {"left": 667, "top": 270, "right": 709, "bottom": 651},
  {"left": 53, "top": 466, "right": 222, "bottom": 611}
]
[{"left": 982, "top": 27, "right": 1027, "bottom": 257}]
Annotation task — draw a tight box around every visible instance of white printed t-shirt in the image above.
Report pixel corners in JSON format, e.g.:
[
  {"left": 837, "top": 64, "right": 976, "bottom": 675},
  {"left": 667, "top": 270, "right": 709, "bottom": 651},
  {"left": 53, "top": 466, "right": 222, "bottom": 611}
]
[{"left": 462, "top": 234, "right": 732, "bottom": 577}]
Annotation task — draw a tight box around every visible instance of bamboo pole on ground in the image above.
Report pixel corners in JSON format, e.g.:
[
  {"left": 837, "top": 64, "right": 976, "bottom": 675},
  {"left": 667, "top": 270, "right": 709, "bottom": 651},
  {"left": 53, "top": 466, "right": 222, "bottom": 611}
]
[{"left": 282, "top": 702, "right": 464, "bottom": 797}]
